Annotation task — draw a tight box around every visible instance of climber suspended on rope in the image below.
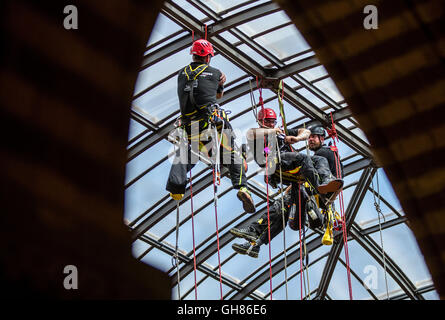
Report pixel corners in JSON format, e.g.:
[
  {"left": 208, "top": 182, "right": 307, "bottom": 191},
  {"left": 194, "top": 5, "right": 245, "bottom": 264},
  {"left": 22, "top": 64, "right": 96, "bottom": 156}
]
[
  {"left": 166, "top": 39, "right": 255, "bottom": 213},
  {"left": 230, "top": 108, "right": 343, "bottom": 257}
]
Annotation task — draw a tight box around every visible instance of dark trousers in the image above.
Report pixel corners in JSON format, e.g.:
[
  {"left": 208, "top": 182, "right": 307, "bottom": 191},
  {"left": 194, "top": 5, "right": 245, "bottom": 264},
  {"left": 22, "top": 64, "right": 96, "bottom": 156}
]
[
  {"left": 275, "top": 152, "right": 320, "bottom": 190},
  {"left": 250, "top": 183, "right": 325, "bottom": 245},
  {"left": 250, "top": 186, "right": 310, "bottom": 245}
]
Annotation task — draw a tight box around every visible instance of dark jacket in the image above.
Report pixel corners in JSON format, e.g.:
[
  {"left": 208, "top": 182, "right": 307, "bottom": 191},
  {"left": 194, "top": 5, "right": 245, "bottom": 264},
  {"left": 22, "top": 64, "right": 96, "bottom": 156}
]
[{"left": 313, "top": 145, "right": 344, "bottom": 178}]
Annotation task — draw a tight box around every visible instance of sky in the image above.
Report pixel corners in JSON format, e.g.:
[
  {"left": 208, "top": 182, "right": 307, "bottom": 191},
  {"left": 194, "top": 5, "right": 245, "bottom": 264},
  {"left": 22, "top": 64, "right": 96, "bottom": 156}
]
[{"left": 124, "top": 0, "right": 438, "bottom": 300}]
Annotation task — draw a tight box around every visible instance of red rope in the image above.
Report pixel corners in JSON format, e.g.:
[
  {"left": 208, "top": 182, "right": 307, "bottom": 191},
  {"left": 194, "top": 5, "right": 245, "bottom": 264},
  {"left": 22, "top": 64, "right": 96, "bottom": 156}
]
[
  {"left": 189, "top": 170, "right": 198, "bottom": 300},
  {"left": 298, "top": 183, "right": 303, "bottom": 300},
  {"left": 204, "top": 24, "right": 207, "bottom": 40},
  {"left": 257, "top": 76, "right": 273, "bottom": 299},
  {"left": 329, "top": 112, "right": 353, "bottom": 300}
]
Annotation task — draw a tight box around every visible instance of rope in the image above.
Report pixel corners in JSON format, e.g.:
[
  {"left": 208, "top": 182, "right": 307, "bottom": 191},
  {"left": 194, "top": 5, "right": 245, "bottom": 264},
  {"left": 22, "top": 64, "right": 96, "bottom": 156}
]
[
  {"left": 256, "top": 76, "right": 273, "bottom": 299},
  {"left": 249, "top": 79, "right": 258, "bottom": 123},
  {"left": 371, "top": 171, "right": 390, "bottom": 300},
  {"left": 329, "top": 112, "right": 353, "bottom": 300},
  {"left": 298, "top": 183, "right": 303, "bottom": 300},
  {"left": 275, "top": 135, "right": 289, "bottom": 300},
  {"left": 189, "top": 169, "right": 198, "bottom": 300},
  {"left": 303, "top": 228, "right": 311, "bottom": 299}
]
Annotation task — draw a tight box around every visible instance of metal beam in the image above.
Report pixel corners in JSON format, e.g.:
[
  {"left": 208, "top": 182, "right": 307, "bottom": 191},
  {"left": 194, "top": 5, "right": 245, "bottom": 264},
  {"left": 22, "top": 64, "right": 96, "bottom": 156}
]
[
  {"left": 268, "top": 56, "right": 320, "bottom": 79},
  {"left": 230, "top": 234, "right": 324, "bottom": 299},
  {"left": 290, "top": 106, "right": 353, "bottom": 129},
  {"left": 389, "top": 283, "right": 435, "bottom": 300},
  {"left": 207, "top": 1, "right": 281, "bottom": 35},
  {"left": 183, "top": 0, "right": 347, "bottom": 117},
  {"left": 138, "top": 233, "right": 264, "bottom": 300},
  {"left": 282, "top": 83, "right": 373, "bottom": 159},
  {"left": 172, "top": 204, "right": 276, "bottom": 287},
  {"left": 140, "top": 34, "right": 190, "bottom": 71},
  {"left": 361, "top": 216, "right": 408, "bottom": 235},
  {"left": 127, "top": 120, "right": 176, "bottom": 161},
  {"left": 131, "top": 166, "right": 225, "bottom": 241}
]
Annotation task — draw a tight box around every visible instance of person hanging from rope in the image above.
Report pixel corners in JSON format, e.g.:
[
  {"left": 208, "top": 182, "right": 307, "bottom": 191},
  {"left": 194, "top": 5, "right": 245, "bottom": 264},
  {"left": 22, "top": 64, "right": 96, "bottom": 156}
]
[
  {"left": 230, "top": 108, "right": 342, "bottom": 257},
  {"left": 166, "top": 39, "right": 255, "bottom": 213}
]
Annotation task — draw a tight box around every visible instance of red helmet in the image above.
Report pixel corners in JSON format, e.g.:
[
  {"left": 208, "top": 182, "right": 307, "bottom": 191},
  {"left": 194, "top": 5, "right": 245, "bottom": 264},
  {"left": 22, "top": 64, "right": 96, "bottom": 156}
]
[
  {"left": 190, "top": 39, "right": 214, "bottom": 57},
  {"left": 258, "top": 108, "right": 277, "bottom": 121}
]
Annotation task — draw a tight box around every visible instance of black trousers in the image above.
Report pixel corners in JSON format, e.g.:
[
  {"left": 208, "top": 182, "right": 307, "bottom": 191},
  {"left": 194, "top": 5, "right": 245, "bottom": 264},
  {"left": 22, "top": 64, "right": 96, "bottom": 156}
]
[{"left": 166, "top": 117, "right": 247, "bottom": 194}]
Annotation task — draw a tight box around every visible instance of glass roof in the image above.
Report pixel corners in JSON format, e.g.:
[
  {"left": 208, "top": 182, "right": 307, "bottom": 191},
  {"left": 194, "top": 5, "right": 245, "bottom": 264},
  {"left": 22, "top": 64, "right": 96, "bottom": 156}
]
[{"left": 125, "top": 0, "right": 438, "bottom": 300}]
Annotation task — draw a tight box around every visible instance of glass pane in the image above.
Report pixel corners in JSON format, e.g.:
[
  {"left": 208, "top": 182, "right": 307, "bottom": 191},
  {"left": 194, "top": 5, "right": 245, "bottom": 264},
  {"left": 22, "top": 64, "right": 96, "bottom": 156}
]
[{"left": 146, "top": 13, "right": 184, "bottom": 48}]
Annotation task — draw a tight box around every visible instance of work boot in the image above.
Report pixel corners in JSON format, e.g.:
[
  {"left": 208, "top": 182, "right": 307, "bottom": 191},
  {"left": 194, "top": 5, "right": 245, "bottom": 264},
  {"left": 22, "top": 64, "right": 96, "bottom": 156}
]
[
  {"left": 232, "top": 242, "right": 260, "bottom": 258},
  {"left": 230, "top": 226, "right": 258, "bottom": 242},
  {"left": 237, "top": 187, "right": 255, "bottom": 213},
  {"left": 317, "top": 174, "right": 343, "bottom": 194}
]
